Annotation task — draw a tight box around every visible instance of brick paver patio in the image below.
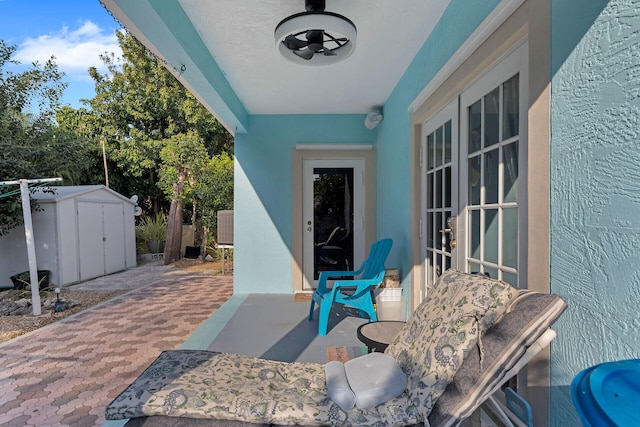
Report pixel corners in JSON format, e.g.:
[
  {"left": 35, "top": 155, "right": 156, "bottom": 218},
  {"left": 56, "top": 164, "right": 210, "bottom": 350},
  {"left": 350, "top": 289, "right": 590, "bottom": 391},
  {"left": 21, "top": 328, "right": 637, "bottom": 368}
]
[{"left": 0, "top": 272, "right": 233, "bottom": 427}]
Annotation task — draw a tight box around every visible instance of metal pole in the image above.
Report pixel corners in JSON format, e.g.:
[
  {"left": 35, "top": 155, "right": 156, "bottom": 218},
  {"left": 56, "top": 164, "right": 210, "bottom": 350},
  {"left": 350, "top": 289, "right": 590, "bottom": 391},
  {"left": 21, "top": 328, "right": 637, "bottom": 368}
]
[
  {"left": 0, "top": 177, "right": 62, "bottom": 316},
  {"left": 101, "top": 139, "right": 109, "bottom": 187},
  {"left": 19, "top": 180, "right": 42, "bottom": 315}
]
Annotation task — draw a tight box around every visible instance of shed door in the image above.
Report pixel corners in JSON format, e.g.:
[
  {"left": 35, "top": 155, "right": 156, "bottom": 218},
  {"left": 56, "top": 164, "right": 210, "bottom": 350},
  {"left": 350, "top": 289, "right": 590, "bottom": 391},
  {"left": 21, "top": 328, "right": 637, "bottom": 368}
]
[
  {"left": 77, "top": 201, "right": 126, "bottom": 281},
  {"left": 103, "top": 203, "right": 126, "bottom": 274}
]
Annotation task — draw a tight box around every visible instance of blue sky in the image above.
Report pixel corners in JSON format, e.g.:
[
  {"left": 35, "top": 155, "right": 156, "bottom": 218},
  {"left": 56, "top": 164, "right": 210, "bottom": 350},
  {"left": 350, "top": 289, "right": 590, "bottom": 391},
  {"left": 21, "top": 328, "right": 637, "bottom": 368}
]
[{"left": 0, "top": 0, "right": 123, "bottom": 109}]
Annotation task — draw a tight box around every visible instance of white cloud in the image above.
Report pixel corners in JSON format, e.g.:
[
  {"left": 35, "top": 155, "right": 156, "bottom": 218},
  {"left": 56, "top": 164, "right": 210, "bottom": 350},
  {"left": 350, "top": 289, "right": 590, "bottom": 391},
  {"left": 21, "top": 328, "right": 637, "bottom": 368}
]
[{"left": 15, "top": 21, "right": 123, "bottom": 80}]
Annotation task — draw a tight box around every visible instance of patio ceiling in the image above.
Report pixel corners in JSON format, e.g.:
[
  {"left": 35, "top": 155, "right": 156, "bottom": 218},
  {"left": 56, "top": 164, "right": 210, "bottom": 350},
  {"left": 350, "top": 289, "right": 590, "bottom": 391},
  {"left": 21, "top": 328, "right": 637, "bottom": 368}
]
[{"left": 101, "top": 0, "right": 450, "bottom": 132}]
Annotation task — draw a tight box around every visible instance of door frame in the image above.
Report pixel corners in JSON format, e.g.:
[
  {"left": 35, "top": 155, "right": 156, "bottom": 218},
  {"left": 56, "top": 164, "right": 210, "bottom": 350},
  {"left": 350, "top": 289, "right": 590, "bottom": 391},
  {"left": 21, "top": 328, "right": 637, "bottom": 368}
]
[{"left": 291, "top": 147, "right": 377, "bottom": 292}]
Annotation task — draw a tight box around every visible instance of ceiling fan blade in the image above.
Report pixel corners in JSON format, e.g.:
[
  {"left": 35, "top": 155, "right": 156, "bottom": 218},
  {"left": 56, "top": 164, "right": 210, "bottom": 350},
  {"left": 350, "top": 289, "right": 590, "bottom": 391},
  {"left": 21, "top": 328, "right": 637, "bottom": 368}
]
[
  {"left": 293, "top": 49, "right": 315, "bottom": 60},
  {"left": 323, "top": 49, "right": 337, "bottom": 56},
  {"left": 308, "top": 43, "right": 323, "bottom": 53},
  {"left": 283, "top": 34, "right": 308, "bottom": 50},
  {"left": 306, "top": 30, "right": 324, "bottom": 43}
]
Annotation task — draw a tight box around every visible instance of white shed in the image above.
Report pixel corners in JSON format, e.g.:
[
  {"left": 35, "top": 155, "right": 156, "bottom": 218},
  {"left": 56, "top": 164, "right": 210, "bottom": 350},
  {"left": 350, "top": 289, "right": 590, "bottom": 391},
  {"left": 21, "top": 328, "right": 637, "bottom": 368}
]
[{"left": 0, "top": 185, "right": 137, "bottom": 287}]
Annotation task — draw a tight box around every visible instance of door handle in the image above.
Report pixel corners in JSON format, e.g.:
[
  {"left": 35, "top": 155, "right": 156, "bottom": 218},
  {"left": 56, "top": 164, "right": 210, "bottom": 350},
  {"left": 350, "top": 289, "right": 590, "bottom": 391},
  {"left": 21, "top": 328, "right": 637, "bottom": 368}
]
[{"left": 440, "top": 217, "right": 457, "bottom": 249}]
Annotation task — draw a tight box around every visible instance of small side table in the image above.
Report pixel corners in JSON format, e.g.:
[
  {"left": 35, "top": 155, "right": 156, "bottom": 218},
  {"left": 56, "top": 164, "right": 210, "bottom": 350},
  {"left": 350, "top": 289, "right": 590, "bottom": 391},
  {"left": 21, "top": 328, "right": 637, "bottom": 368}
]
[{"left": 356, "top": 321, "right": 406, "bottom": 353}]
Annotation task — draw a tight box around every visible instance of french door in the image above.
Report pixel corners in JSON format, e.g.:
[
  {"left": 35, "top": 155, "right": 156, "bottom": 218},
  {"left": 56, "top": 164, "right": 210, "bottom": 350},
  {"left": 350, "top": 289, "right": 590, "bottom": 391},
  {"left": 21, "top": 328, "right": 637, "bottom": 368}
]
[
  {"left": 421, "top": 99, "right": 459, "bottom": 300},
  {"left": 302, "top": 159, "right": 364, "bottom": 290},
  {"left": 421, "top": 43, "right": 527, "bottom": 298}
]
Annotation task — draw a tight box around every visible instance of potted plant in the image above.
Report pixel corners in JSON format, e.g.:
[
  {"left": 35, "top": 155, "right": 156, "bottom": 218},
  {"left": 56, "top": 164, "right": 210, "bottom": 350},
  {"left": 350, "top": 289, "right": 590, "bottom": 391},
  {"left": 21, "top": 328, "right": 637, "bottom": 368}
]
[
  {"left": 137, "top": 213, "right": 168, "bottom": 254},
  {"left": 9, "top": 270, "right": 51, "bottom": 291}
]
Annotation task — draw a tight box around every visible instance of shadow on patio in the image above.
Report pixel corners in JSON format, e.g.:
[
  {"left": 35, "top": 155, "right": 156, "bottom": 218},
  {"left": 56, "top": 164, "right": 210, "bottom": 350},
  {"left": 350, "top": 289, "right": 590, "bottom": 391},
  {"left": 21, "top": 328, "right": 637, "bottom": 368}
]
[{"left": 181, "top": 293, "right": 370, "bottom": 363}]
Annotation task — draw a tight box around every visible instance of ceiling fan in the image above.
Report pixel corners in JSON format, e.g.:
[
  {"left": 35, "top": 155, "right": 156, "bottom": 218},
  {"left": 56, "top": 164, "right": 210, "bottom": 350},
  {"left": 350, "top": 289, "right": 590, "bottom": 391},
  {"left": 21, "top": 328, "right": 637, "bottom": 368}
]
[{"left": 274, "top": 0, "right": 357, "bottom": 65}]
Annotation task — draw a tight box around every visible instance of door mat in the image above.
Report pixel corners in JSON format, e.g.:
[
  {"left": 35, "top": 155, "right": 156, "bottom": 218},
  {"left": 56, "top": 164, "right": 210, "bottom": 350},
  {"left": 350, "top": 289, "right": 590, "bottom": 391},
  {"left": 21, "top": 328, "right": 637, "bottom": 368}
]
[
  {"left": 327, "top": 346, "right": 368, "bottom": 363},
  {"left": 294, "top": 292, "right": 313, "bottom": 302}
]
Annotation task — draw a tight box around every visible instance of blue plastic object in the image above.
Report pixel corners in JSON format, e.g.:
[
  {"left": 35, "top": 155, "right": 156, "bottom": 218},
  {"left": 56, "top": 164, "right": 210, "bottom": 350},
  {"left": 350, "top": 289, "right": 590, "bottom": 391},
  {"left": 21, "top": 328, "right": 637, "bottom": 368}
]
[
  {"left": 504, "top": 387, "right": 533, "bottom": 427},
  {"left": 571, "top": 359, "right": 640, "bottom": 427},
  {"left": 308, "top": 238, "right": 392, "bottom": 336}
]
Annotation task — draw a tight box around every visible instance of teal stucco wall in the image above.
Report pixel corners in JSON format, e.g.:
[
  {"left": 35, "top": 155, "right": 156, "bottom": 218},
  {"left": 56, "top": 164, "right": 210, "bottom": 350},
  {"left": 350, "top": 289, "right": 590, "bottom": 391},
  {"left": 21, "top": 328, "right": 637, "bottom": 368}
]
[
  {"left": 233, "top": 115, "right": 374, "bottom": 293},
  {"left": 550, "top": 0, "right": 640, "bottom": 423}
]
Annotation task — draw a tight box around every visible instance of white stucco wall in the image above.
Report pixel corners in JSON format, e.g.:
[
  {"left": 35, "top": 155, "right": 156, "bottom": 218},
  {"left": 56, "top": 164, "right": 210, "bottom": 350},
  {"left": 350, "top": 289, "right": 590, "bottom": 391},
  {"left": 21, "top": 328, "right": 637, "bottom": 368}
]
[{"left": 550, "top": 0, "right": 640, "bottom": 422}]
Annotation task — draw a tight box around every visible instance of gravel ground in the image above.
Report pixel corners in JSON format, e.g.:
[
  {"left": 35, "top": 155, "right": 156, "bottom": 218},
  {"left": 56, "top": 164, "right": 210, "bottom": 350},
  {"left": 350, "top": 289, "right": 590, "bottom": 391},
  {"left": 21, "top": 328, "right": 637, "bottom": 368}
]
[
  {"left": 0, "top": 258, "right": 224, "bottom": 344},
  {"left": 0, "top": 288, "right": 128, "bottom": 343}
]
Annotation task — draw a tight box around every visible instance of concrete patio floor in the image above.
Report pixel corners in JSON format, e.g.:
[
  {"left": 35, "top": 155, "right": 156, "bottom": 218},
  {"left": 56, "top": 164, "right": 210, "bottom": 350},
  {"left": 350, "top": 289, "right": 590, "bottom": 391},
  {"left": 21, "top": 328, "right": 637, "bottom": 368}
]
[{"left": 0, "top": 264, "right": 368, "bottom": 427}]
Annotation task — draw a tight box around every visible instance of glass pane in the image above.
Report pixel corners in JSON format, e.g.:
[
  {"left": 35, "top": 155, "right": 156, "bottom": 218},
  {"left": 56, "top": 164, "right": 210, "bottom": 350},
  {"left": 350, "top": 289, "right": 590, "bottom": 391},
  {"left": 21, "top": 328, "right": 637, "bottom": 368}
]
[
  {"left": 484, "top": 149, "right": 499, "bottom": 204},
  {"left": 503, "top": 74, "right": 519, "bottom": 139},
  {"left": 468, "top": 262, "right": 480, "bottom": 274},
  {"left": 435, "top": 169, "right": 442, "bottom": 209},
  {"left": 468, "top": 100, "right": 482, "bottom": 153},
  {"left": 485, "top": 266, "right": 498, "bottom": 280},
  {"left": 427, "top": 212, "right": 433, "bottom": 249},
  {"left": 468, "top": 155, "right": 481, "bottom": 205},
  {"left": 426, "top": 249, "right": 434, "bottom": 287},
  {"left": 435, "top": 211, "right": 442, "bottom": 250},
  {"left": 503, "top": 141, "right": 519, "bottom": 203},
  {"left": 444, "top": 166, "right": 451, "bottom": 208},
  {"left": 444, "top": 120, "right": 452, "bottom": 163},
  {"left": 427, "top": 133, "right": 435, "bottom": 170},
  {"left": 502, "top": 271, "right": 518, "bottom": 287},
  {"left": 435, "top": 126, "right": 443, "bottom": 167},
  {"left": 445, "top": 210, "right": 452, "bottom": 250},
  {"left": 436, "top": 253, "right": 443, "bottom": 278},
  {"left": 427, "top": 173, "right": 434, "bottom": 209},
  {"left": 313, "top": 168, "right": 354, "bottom": 279},
  {"left": 485, "top": 208, "right": 498, "bottom": 264},
  {"left": 470, "top": 209, "right": 481, "bottom": 259},
  {"left": 503, "top": 207, "right": 518, "bottom": 268},
  {"left": 484, "top": 87, "right": 500, "bottom": 148}
]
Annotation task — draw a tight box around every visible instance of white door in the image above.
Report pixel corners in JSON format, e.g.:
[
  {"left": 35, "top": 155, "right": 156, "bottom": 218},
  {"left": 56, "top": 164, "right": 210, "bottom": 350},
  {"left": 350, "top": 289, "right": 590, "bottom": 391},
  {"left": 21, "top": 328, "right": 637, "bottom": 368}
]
[
  {"left": 421, "top": 99, "right": 459, "bottom": 299},
  {"left": 420, "top": 43, "right": 528, "bottom": 298},
  {"left": 103, "top": 202, "right": 126, "bottom": 275},
  {"left": 77, "top": 201, "right": 105, "bottom": 281},
  {"left": 77, "top": 201, "right": 127, "bottom": 281},
  {"left": 302, "top": 159, "right": 364, "bottom": 290},
  {"left": 459, "top": 43, "right": 527, "bottom": 286}
]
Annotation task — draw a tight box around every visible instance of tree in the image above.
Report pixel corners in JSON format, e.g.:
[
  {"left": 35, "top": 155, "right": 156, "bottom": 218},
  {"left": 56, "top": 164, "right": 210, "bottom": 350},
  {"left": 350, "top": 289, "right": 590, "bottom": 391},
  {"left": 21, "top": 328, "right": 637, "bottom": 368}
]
[
  {"left": 193, "top": 153, "right": 234, "bottom": 255},
  {"left": 0, "top": 40, "right": 91, "bottom": 235},
  {"left": 85, "top": 31, "right": 232, "bottom": 218},
  {"left": 80, "top": 31, "right": 233, "bottom": 261},
  {"left": 158, "top": 131, "right": 208, "bottom": 263}
]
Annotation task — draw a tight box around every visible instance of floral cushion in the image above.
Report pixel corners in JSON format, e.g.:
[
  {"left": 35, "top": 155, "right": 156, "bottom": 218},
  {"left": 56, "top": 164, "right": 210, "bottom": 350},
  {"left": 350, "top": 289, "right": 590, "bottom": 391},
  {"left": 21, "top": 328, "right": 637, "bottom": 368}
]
[
  {"left": 106, "top": 350, "right": 421, "bottom": 426},
  {"left": 428, "top": 290, "right": 567, "bottom": 427},
  {"left": 106, "top": 270, "right": 518, "bottom": 426},
  {"left": 384, "top": 269, "right": 519, "bottom": 420}
]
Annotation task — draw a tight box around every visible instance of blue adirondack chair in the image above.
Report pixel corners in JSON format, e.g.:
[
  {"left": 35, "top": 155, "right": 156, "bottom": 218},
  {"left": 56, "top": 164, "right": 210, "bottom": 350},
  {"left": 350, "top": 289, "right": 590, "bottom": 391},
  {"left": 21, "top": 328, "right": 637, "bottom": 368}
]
[{"left": 308, "top": 238, "right": 393, "bottom": 336}]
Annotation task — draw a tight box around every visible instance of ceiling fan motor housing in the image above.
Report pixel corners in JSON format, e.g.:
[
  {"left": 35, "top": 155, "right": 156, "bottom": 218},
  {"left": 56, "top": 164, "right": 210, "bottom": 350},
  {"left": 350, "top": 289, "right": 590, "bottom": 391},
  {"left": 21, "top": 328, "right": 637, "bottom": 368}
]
[{"left": 305, "top": 0, "right": 326, "bottom": 12}]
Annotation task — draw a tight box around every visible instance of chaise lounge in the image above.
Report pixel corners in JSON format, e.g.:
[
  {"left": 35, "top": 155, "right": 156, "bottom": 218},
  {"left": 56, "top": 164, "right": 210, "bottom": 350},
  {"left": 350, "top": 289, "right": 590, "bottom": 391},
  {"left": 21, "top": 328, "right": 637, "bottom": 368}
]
[{"left": 106, "top": 269, "right": 566, "bottom": 426}]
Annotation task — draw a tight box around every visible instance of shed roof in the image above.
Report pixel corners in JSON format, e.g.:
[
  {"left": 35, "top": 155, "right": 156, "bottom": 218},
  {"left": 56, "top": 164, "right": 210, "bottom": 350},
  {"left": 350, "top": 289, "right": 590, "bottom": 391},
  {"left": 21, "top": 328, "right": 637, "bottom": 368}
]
[{"left": 32, "top": 185, "right": 135, "bottom": 205}]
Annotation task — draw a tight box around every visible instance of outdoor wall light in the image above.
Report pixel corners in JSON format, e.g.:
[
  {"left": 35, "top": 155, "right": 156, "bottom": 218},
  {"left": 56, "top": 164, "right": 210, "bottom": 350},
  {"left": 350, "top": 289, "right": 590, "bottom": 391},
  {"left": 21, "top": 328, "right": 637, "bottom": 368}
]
[
  {"left": 274, "top": 0, "right": 356, "bottom": 66},
  {"left": 365, "top": 110, "right": 383, "bottom": 130}
]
